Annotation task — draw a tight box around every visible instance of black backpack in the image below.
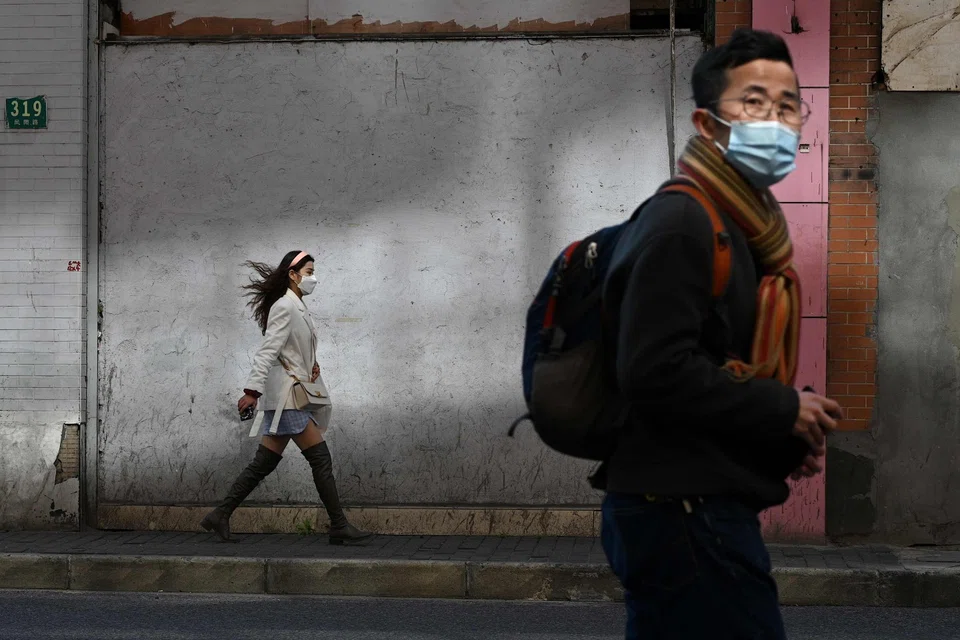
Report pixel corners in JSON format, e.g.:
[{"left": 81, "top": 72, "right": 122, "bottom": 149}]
[{"left": 509, "top": 178, "right": 731, "bottom": 460}]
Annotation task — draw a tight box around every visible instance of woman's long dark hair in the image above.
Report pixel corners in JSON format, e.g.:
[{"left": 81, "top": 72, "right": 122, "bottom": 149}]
[{"left": 242, "top": 250, "right": 314, "bottom": 335}]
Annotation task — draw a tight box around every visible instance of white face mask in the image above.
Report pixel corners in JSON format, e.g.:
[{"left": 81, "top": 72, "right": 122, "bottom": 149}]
[{"left": 297, "top": 274, "right": 318, "bottom": 296}]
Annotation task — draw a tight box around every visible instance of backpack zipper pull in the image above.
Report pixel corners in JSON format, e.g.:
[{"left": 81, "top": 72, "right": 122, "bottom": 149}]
[{"left": 585, "top": 242, "right": 598, "bottom": 268}]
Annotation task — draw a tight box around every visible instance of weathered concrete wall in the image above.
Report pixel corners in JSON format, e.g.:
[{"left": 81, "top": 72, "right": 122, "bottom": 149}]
[
  {"left": 882, "top": 0, "right": 960, "bottom": 91},
  {"left": 856, "top": 92, "right": 960, "bottom": 543},
  {"left": 120, "top": 0, "right": 630, "bottom": 35},
  {"left": 0, "top": 0, "right": 86, "bottom": 529},
  {"left": 100, "top": 37, "right": 701, "bottom": 508}
]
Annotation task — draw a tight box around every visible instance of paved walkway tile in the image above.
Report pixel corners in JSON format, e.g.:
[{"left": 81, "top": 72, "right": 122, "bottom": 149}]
[{"left": 0, "top": 531, "right": 904, "bottom": 570}]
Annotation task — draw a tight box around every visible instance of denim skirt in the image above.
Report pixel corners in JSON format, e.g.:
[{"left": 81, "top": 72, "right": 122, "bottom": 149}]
[{"left": 258, "top": 410, "right": 312, "bottom": 436}]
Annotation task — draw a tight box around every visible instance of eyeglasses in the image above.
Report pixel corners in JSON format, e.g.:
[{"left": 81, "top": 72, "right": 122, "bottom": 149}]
[{"left": 714, "top": 92, "right": 811, "bottom": 127}]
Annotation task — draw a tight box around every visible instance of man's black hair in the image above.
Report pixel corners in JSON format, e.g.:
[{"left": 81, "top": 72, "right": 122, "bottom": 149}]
[{"left": 692, "top": 29, "right": 795, "bottom": 110}]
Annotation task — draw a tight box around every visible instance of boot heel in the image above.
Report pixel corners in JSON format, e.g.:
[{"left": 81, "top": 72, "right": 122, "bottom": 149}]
[
  {"left": 302, "top": 443, "right": 376, "bottom": 546},
  {"left": 200, "top": 510, "right": 233, "bottom": 542},
  {"left": 201, "top": 445, "right": 282, "bottom": 544}
]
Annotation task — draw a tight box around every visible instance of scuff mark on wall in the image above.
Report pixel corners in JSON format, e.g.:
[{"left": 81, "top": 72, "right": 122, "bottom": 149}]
[
  {"left": 826, "top": 442, "right": 876, "bottom": 538},
  {"left": 945, "top": 186, "right": 960, "bottom": 348}
]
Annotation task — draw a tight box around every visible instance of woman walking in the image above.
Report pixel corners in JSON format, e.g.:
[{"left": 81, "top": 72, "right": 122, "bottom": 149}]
[{"left": 201, "top": 250, "right": 373, "bottom": 545}]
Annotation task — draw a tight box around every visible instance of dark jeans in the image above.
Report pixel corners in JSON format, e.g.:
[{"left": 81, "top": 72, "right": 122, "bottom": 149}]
[{"left": 602, "top": 492, "right": 786, "bottom": 640}]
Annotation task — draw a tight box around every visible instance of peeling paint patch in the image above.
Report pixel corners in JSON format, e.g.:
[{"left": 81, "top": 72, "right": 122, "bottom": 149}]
[
  {"left": 54, "top": 424, "right": 81, "bottom": 485},
  {"left": 310, "top": 14, "right": 630, "bottom": 35},
  {"left": 0, "top": 420, "right": 80, "bottom": 530},
  {"left": 122, "top": 12, "right": 311, "bottom": 36},
  {"left": 120, "top": 12, "right": 629, "bottom": 37}
]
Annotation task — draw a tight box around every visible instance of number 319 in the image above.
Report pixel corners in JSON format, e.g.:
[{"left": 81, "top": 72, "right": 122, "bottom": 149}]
[{"left": 10, "top": 100, "right": 42, "bottom": 117}]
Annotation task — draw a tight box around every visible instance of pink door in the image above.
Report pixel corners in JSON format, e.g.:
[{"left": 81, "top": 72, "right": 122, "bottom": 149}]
[{"left": 753, "top": 0, "right": 831, "bottom": 88}]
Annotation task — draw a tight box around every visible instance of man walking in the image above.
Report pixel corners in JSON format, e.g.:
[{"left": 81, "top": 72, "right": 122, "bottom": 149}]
[{"left": 599, "top": 29, "right": 842, "bottom": 639}]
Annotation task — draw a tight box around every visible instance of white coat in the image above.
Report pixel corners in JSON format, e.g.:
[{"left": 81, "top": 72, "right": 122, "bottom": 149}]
[{"left": 244, "top": 289, "right": 331, "bottom": 437}]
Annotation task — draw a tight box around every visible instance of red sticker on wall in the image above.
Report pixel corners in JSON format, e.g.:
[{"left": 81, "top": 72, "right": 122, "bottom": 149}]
[{"left": 67, "top": 261, "right": 81, "bottom": 272}]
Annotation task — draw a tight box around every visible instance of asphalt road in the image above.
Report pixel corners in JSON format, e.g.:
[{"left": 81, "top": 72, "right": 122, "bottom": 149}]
[{"left": 1, "top": 591, "right": 958, "bottom": 639}]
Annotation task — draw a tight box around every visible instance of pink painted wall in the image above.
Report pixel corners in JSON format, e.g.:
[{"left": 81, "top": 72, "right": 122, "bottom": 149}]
[
  {"left": 760, "top": 318, "right": 827, "bottom": 541},
  {"left": 772, "top": 89, "right": 829, "bottom": 204},
  {"left": 783, "top": 203, "right": 827, "bottom": 317},
  {"left": 755, "top": 0, "right": 830, "bottom": 542}
]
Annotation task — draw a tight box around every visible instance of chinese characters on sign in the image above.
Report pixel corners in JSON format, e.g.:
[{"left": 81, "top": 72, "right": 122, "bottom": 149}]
[
  {"left": 67, "top": 261, "right": 81, "bottom": 272},
  {"left": 5, "top": 96, "right": 47, "bottom": 129}
]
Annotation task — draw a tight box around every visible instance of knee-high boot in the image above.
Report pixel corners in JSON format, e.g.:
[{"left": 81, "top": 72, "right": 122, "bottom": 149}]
[
  {"left": 200, "top": 444, "right": 283, "bottom": 542},
  {"left": 301, "top": 442, "right": 373, "bottom": 545}
]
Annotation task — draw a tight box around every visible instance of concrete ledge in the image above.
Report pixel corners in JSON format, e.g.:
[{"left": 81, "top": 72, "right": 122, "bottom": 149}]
[
  {"left": 467, "top": 563, "right": 621, "bottom": 601},
  {"left": 267, "top": 559, "right": 466, "bottom": 598},
  {"left": 69, "top": 556, "right": 266, "bottom": 594},
  {"left": 0, "top": 554, "right": 69, "bottom": 590},
  {"left": 98, "top": 505, "right": 600, "bottom": 537}
]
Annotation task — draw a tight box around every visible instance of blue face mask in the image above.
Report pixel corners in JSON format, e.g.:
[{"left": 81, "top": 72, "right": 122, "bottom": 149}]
[{"left": 712, "top": 115, "right": 800, "bottom": 189}]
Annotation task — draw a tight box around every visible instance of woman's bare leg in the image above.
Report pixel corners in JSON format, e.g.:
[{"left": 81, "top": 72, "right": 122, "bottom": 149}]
[
  {"left": 291, "top": 421, "right": 324, "bottom": 451},
  {"left": 261, "top": 434, "right": 292, "bottom": 454}
]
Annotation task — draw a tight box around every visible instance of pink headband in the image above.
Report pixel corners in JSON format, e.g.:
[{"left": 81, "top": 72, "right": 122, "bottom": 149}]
[{"left": 291, "top": 250, "right": 309, "bottom": 267}]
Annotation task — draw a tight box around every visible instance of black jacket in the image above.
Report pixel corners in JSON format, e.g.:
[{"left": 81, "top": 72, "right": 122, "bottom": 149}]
[{"left": 598, "top": 189, "right": 806, "bottom": 510}]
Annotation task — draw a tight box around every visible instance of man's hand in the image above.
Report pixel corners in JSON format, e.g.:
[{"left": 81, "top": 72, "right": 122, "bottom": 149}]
[
  {"left": 791, "top": 454, "right": 822, "bottom": 481},
  {"left": 311, "top": 363, "right": 320, "bottom": 383},
  {"left": 794, "top": 391, "right": 843, "bottom": 456}
]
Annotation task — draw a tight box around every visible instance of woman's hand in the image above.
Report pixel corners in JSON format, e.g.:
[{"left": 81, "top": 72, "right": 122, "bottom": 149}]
[
  {"left": 311, "top": 363, "right": 320, "bottom": 383},
  {"left": 238, "top": 393, "right": 258, "bottom": 414}
]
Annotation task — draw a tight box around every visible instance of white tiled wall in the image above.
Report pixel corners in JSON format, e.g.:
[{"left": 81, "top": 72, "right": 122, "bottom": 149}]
[
  {"left": 0, "top": 0, "right": 85, "bottom": 529},
  {"left": 0, "top": 0, "right": 85, "bottom": 418}
]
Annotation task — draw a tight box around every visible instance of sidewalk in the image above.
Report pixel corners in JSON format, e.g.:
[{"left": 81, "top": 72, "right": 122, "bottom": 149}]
[{"left": 1, "top": 531, "right": 958, "bottom": 606}]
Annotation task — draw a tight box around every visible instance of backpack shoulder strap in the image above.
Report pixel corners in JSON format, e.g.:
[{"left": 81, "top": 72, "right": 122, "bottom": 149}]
[{"left": 658, "top": 179, "right": 732, "bottom": 299}]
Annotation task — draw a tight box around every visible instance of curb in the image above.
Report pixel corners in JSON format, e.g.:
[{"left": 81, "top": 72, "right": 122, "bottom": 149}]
[
  {"left": 2, "top": 554, "right": 959, "bottom": 606},
  {"left": 774, "top": 567, "right": 960, "bottom": 607}
]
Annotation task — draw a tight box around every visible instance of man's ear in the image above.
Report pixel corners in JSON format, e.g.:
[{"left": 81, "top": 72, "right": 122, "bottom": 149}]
[{"left": 692, "top": 108, "right": 718, "bottom": 141}]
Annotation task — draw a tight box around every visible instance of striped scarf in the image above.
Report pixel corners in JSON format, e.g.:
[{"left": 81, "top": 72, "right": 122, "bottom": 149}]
[{"left": 677, "top": 136, "right": 801, "bottom": 386}]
